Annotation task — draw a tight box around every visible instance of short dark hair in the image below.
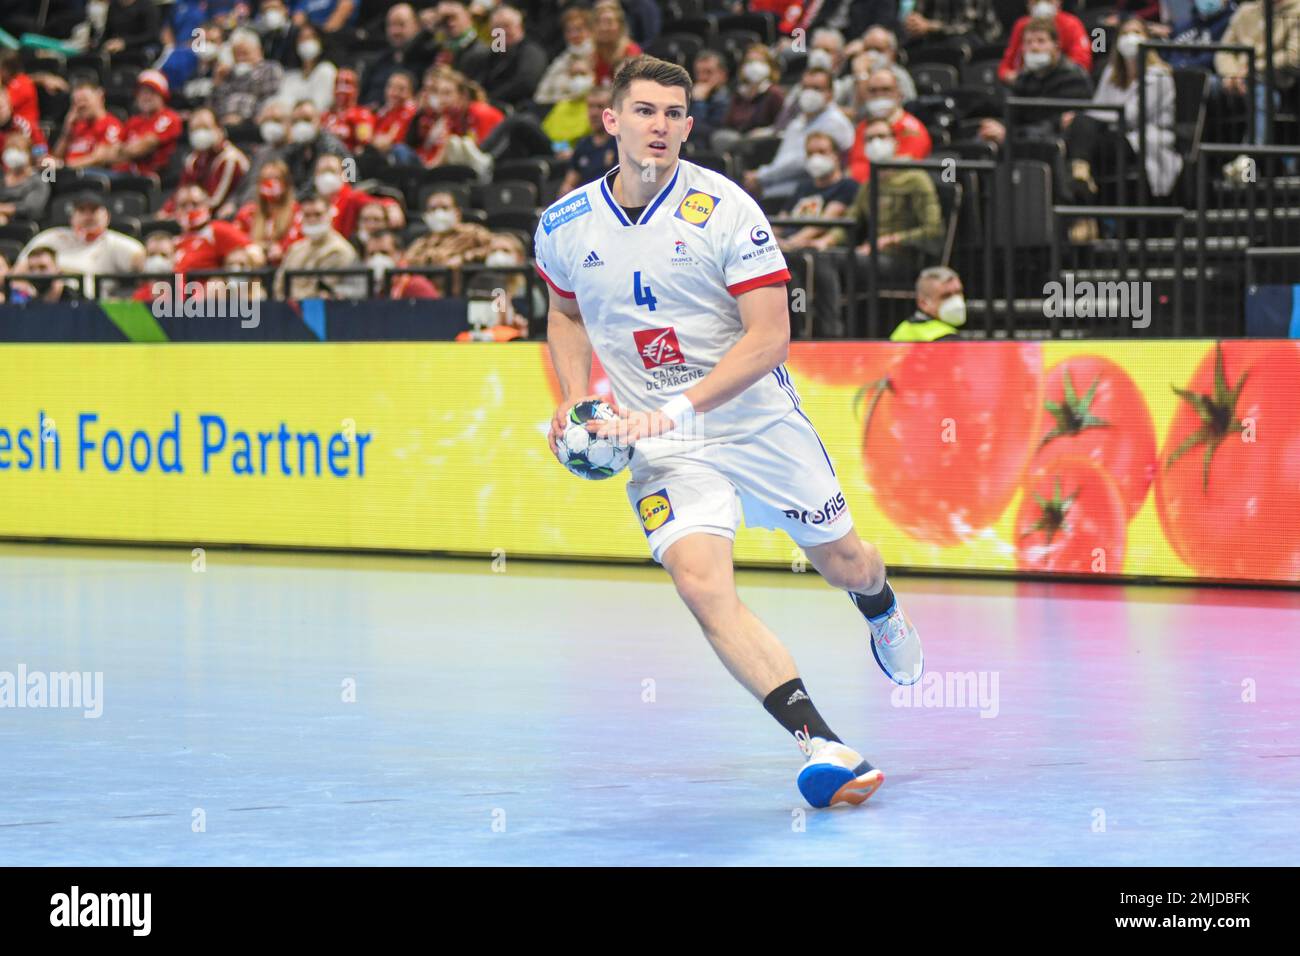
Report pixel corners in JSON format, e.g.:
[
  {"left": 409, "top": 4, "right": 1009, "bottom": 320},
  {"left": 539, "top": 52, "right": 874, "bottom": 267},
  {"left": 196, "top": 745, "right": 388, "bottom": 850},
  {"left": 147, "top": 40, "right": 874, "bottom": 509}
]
[
  {"left": 611, "top": 55, "right": 692, "bottom": 111},
  {"left": 27, "top": 245, "right": 58, "bottom": 263},
  {"left": 1023, "top": 17, "right": 1059, "bottom": 43}
]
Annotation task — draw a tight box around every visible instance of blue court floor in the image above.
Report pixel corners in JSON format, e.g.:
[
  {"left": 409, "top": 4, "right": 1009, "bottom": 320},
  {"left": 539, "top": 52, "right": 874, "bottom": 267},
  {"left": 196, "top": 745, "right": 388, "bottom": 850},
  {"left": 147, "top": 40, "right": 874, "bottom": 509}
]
[{"left": 2, "top": 542, "right": 1298, "bottom": 866}]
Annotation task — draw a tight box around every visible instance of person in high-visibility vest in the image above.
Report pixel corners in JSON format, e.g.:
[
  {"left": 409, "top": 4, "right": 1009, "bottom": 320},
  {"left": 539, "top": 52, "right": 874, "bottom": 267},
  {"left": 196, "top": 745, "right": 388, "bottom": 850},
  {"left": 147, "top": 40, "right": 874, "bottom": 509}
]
[{"left": 889, "top": 265, "right": 967, "bottom": 341}]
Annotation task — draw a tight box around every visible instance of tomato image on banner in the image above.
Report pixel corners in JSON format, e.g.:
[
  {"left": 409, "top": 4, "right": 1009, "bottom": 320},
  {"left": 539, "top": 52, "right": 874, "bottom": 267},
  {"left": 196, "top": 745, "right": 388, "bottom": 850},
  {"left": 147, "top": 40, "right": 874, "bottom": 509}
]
[
  {"left": 787, "top": 341, "right": 902, "bottom": 387},
  {"left": 1155, "top": 342, "right": 1300, "bottom": 580},
  {"left": 1016, "top": 456, "right": 1128, "bottom": 574},
  {"left": 1032, "top": 356, "right": 1157, "bottom": 521},
  {"left": 860, "top": 342, "right": 1044, "bottom": 547}
]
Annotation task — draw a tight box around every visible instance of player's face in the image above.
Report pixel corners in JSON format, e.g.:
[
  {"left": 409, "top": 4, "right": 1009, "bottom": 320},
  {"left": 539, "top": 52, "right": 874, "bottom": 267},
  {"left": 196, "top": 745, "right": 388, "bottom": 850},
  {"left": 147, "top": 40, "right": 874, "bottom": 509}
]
[{"left": 606, "top": 80, "right": 692, "bottom": 179}]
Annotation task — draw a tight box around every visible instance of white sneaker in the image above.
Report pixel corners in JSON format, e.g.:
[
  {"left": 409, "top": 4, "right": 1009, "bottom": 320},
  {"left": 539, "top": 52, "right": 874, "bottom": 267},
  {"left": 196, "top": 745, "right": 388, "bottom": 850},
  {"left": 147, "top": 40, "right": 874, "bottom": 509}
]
[
  {"left": 857, "top": 596, "right": 925, "bottom": 686},
  {"left": 795, "top": 736, "right": 885, "bottom": 809}
]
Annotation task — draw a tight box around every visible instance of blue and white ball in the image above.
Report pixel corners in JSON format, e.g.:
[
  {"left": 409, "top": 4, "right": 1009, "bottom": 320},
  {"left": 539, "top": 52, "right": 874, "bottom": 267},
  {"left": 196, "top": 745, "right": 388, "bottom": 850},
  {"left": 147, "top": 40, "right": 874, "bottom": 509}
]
[{"left": 556, "top": 400, "right": 631, "bottom": 480}]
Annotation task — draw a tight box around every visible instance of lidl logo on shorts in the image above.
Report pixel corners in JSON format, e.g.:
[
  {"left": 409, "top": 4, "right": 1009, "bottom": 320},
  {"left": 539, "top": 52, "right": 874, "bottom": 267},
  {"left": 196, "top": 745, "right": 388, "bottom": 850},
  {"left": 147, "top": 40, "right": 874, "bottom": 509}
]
[
  {"left": 542, "top": 193, "right": 592, "bottom": 233},
  {"left": 637, "top": 489, "right": 675, "bottom": 535},
  {"left": 674, "top": 190, "right": 720, "bottom": 228}
]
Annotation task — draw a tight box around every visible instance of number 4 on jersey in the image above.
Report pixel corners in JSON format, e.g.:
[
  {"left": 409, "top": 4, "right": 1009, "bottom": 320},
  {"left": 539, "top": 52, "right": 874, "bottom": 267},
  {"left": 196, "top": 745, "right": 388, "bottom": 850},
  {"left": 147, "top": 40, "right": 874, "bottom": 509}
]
[{"left": 632, "top": 271, "right": 658, "bottom": 312}]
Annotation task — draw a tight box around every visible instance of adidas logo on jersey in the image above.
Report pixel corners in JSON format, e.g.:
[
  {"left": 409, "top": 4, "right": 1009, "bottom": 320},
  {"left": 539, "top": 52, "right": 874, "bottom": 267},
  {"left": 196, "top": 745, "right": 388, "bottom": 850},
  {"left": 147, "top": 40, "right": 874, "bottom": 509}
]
[{"left": 582, "top": 250, "right": 604, "bottom": 268}]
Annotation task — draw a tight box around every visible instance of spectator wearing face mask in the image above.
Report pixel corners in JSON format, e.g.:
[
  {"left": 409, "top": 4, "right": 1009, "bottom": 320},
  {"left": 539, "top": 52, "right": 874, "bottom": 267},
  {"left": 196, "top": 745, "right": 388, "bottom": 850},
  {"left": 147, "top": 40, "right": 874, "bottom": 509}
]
[
  {"left": 251, "top": 0, "right": 297, "bottom": 63},
  {"left": 721, "top": 45, "right": 787, "bottom": 146},
  {"left": 559, "top": 88, "right": 618, "bottom": 195},
  {"left": 1170, "top": 0, "right": 1238, "bottom": 74},
  {"left": 591, "top": 0, "right": 642, "bottom": 86},
  {"left": 311, "top": 154, "right": 401, "bottom": 239},
  {"left": 161, "top": 109, "right": 250, "bottom": 219},
  {"left": 359, "top": 4, "right": 440, "bottom": 108},
  {"left": 108, "top": 71, "right": 183, "bottom": 179},
  {"left": 51, "top": 79, "right": 124, "bottom": 172},
  {"left": 0, "top": 133, "right": 50, "bottom": 225},
  {"left": 323, "top": 70, "right": 377, "bottom": 153},
  {"left": 743, "top": 68, "right": 855, "bottom": 201},
  {"left": 277, "top": 101, "right": 351, "bottom": 200},
  {"left": 775, "top": 29, "right": 848, "bottom": 131},
  {"left": 275, "top": 22, "right": 337, "bottom": 115},
  {"left": 0, "top": 89, "right": 47, "bottom": 159},
  {"left": 980, "top": 20, "right": 1093, "bottom": 146},
  {"left": 353, "top": 202, "right": 393, "bottom": 254},
  {"left": 891, "top": 266, "right": 969, "bottom": 341},
  {"left": 365, "top": 230, "right": 441, "bottom": 299},
  {"left": 840, "top": 120, "right": 944, "bottom": 283},
  {"left": 234, "top": 160, "right": 302, "bottom": 266},
  {"left": 845, "top": 31, "right": 917, "bottom": 112},
  {"left": 8, "top": 246, "right": 79, "bottom": 304},
  {"left": 180, "top": 22, "right": 226, "bottom": 107},
  {"left": 404, "top": 191, "right": 494, "bottom": 281},
  {"left": 141, "top": 231, "right": 177, "bottom": 276},
  {"left": 848, "top": 70, "right": 932, "bottom": 184},
  {"left": 535, "top": 7, "right": 596, "bottom": 108},
  {"left": 173, "top": 184, "right": 259, "bottom": 280},
  {"left": 403, "top": 67, "right": 503, "bottom": 168},
  {"left": 999, "top": 0, "right": 1093, "bottom": 84},
  {"left": 18, "top": 192, "right": 144, "bottom": 297},
  {"left": 212, "top": 29, "right": 285, "bottom": 127},
  {"left": 541, "top": 62, "right": 597, "bottom": 149},
  {"left": 276, "top": 192, "right": 361, "bottom": 300}
]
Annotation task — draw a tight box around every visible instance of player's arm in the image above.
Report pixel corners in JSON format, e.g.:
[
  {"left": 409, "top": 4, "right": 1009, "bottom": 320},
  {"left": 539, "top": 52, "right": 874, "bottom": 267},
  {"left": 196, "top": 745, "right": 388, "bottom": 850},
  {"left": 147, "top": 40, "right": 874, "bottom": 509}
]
[{"left": 546, "top": 287, "right": 609, "bottom": 455}]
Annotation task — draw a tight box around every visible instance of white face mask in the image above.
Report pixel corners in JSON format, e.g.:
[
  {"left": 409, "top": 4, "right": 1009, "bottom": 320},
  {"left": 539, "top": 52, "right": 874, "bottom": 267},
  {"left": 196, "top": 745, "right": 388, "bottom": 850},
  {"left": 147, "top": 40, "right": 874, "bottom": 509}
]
[
  {"left": 260, "top": 120, "right": 286, "bottom": 144},
  {"left": 87, "top": 1, "right": 108, "bottom": 27},
  {"left": 189, "top": 128, "right": 217, "bottom": 151},
  {"left": 301, "top": 220, "right": 330, "bottom": 239},
  {"left": 233, "top": 62, "right": 254, "bottom": 78},
  {"left": 742, "top": 61, "right": 769, "bottom": 85},
  {"left": 865, "top": 137, "right": 895, "bottom": 163},
  {"left": 807, "top": 49, "right": 834, "bottom": 72},
  {"left": 290, "top": 120, "right": 317, "bottom": 143},
  {"left": 568, "top": 39, "right": 594, "bottom": 57},
  {"left": 568, "top": 74, "right": 594, "bottom": 98},
  {"left": 798, "top": 89, "right": 827, "bottom": 114},
  {"left": 864, "top": 50, "right": 887, "bottom": 70},
  {"left": 2, "top": 148, "right": 27, "bottom": 170},
  {"left": 804, "top": 153, "right": 836, "bottom": 179},
  {"left": 145, "top": 254, "right": 173, "bottom": 273},
  {"left": 485, "top": 251, "right": 518, "bottom": 268},
  {"left": 263, "top": 9, "right": 287, "bottom": 30},
  {"left": 866, "top": 96, "right": 895, "bottom": 119},
  {"left": 1023, "top": 50, "right": 1053, "bottom": 72},
  {"left": 1031, "top": 2, "right": 1056, "bottom": 17},
  {"left": 298, "top": 40, "right": 322, "bottom": 63},
  {"left": 198, "top": 43, "right": 220, "bottom": 63},
  {"left": 938, "top": 294, "right": 967, "bottom": 326},
  {"left": 425, "top": 209, "right": 456, "bottom": 233},
  {"left": 368, "top": 253, "right": 395, "bottom": 277},
  {"left": 1117, "top": 34, "right": 1142, "bottom": 60},
  {"left": 315, "top": 172, "right": 343, "bottom": 196}
]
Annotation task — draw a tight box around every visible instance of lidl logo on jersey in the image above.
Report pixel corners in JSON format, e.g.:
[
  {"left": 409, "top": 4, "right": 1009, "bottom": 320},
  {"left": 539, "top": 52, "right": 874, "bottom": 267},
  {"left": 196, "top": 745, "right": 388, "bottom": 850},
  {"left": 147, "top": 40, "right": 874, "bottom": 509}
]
[
  {"left": 582, "top": 250, "right": 604, "bottom": 268},
  {"left": 633, "top": 327, "right": 685, "bottom": 369},
  {"left": 542, "top": 193, "right": 592, "bottom": 234},
  {"left": 783, "top": 492, "right": 848, "bottom": 526},
  {"left": 674, "top": 190, "right": 720, "bottom": 228},
  {"left": 637, "top": 489, "right": 675, "bottom": 535}
]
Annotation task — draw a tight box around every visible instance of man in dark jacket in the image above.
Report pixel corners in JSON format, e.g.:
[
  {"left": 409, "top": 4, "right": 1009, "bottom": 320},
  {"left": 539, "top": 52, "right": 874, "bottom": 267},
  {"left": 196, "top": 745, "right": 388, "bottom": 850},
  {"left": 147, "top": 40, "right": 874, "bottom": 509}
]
[
  {"left": 360, "top": 3, "right": 440, "bottom": 107},
  {"left": 478, "top": 5, "right": 549, "bottom": 107},
  {"left": 977, "top": 17, "right": 1092, "bottom": 145}
]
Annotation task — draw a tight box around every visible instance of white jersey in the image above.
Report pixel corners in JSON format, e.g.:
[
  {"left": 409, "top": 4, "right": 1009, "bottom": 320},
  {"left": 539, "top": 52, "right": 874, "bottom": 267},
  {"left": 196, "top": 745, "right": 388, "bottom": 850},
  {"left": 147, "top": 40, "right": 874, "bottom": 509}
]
[{"left": 533, "top": 159, "right": 799, "bottom": 448}]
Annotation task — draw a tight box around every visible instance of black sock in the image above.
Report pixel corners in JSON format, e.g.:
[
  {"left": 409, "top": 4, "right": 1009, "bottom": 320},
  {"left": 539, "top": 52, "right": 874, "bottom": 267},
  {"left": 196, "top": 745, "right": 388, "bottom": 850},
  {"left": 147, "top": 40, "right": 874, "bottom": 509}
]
[
  {"left": 850, "top": 580, "right": 895, "bottom": 620},
  {"left": 763, "top": 678, "right": 841, "bottom": 746}
]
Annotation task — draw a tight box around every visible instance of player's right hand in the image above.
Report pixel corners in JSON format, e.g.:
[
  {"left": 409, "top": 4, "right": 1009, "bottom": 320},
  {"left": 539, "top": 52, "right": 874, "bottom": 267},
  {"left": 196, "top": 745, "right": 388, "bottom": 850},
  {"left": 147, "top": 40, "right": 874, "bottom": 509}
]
[{"left": 549, "top": 394, "right": 608, "bottom": 457}]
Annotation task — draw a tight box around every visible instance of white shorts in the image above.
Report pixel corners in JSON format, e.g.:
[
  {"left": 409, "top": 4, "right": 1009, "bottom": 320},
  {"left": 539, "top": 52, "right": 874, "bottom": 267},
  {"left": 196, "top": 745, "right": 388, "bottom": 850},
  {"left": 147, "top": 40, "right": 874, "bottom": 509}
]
[{"left": 625, "top": 410, "right": 854, "bottom": 564}]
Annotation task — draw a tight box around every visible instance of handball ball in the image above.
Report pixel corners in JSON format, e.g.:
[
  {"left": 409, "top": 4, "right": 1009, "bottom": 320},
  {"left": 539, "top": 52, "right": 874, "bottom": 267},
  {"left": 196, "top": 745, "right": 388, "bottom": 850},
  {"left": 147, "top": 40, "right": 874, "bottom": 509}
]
[{"left": 556, "top": 400, "right": 631, "bottom": 480}]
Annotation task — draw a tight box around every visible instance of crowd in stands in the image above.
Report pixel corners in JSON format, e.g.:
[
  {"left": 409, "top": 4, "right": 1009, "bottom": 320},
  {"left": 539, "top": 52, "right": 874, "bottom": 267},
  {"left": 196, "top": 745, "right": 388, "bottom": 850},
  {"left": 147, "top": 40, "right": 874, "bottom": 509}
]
[{"left": 0, "top": 0, "right": 1296, "bottom": 339}]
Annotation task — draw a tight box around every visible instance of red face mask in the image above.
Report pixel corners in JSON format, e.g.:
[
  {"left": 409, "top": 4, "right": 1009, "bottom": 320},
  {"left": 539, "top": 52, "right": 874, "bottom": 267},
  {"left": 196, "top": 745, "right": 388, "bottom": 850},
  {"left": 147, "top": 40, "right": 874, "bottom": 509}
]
[
  {"left": 259, "top": 178, "right": 285, "bottom": 201},
  {"left": 185, "top": 207, "right": 211, "bottom": 230}
]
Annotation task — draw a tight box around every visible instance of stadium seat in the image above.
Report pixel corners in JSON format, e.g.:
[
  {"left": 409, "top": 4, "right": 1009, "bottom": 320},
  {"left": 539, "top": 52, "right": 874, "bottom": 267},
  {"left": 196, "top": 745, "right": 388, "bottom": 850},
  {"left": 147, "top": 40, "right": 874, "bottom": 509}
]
[
  {"left": 139, "top": 218, "right": 183, "bottom": 238},
  {"left": 903, "top": 41, "right": 972, "bottom": 68},
  {"left": 0, "top": 220, "right": 40, "bottom": 245},
  {"left": 110, "top": 215, "right": 143, "bottom": 240},
  {"left": 716, "top": 13, "right": 778, "bottom": 45},
  {"left": 473, "top": 181, "right": 539, "bottom": 214},
  {"left": 107, "top": 173, "right": 162, "bottom": 212},
  {"left": 104, "top": 192, "right": 149, "bottom": 220},
  {"left": 0, "top": 239, "right": 23, "bottom": 265},
  {"left": 485, "top": 209, "right": 539, "bottom": 234},
  {"left": 961, "top": 59, "right": 1002, "bottom": 93},
  {"left": 492, "top": 158, "right": 551, "bottom": 193},
  {"left": 912, "top": 64, "right": 960, "bottom": 96},
  {"left": 49, "top": 170, "right": 111, "bottom": 197}
]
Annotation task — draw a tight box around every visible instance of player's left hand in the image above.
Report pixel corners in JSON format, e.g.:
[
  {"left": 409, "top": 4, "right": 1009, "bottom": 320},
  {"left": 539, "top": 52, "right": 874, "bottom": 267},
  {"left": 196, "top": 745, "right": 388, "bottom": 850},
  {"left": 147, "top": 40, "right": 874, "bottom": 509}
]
[{"left": 588, "top": 409, "right": 675, "bottom": 446}]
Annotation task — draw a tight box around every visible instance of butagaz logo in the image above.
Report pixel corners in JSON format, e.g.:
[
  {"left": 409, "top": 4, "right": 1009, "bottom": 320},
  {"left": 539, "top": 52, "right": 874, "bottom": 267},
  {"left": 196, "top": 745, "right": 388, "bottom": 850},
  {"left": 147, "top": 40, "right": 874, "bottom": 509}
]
[
  {"left": 543, "top": 193, "right": 592, "bottom": 233},
  {"left": 50, "top": 886, "right": 151, "bottom": 936},
  {"left": 750, "top": 225, "right": 770, "bottom": 245},
  {"left": 633, "top": 326, "right": 685, "bottom": 369},
  {"left": 582, "top": 249, "right": 603, "bottom": 268},
  {"left": 787, "top": 689, "right": 809, "bottom": 705},
  {"left": 783, "top": 491, "right": 848, "bottom": 526}
]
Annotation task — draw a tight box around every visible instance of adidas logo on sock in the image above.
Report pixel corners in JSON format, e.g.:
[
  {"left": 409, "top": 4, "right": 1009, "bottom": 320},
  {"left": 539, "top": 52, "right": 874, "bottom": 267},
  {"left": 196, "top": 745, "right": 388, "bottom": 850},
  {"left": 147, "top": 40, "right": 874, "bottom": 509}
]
[{"left": 787, "top": 689, "right": 810, "bottom": 705}]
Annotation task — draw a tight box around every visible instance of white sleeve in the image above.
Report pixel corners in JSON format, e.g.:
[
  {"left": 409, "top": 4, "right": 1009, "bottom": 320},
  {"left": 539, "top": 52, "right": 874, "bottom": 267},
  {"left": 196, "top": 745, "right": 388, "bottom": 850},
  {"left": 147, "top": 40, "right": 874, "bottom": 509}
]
[
  {"left": 532, "top": 217, "right": 575, "bottom": 299},
  {"left": 718, "top": 187, "right": 791, "bottom": 296}
]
